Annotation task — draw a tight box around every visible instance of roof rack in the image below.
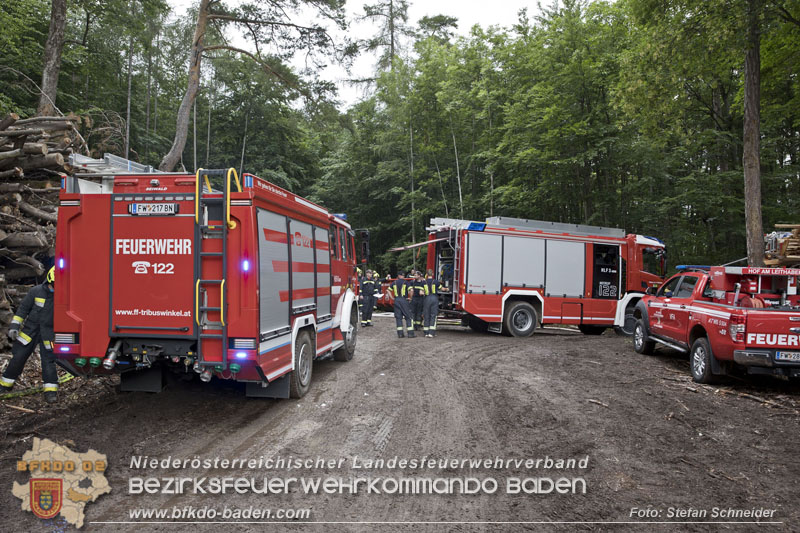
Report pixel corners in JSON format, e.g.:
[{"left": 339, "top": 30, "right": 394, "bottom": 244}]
[
  {"left": 485, "top": 216, "right": 626, "bottom": 238},
  {"left": 69, "top": 153, "right": 165, "bottom": 175}
]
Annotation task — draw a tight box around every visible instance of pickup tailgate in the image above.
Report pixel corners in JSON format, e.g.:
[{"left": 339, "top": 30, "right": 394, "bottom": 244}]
[{"left": 745, "top": 311, "right": 800, "bottom": 363}]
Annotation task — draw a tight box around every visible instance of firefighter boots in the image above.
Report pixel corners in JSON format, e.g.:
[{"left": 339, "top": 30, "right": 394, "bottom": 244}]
[
  {"left": 44, "top": 391, "right": 57, "bottom": 404},
  {"left": 407, "top": 331, "right": 416, "bottom": 338}
]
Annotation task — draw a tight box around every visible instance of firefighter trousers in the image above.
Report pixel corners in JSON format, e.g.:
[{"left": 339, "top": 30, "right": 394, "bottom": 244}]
[
  {"left": 2, "top": 332, "right": 58, "bottom": 390},
  {"left": 423, "top": 295, "right": 438, "bottom": 335},
  {"left": 411, "top": 296, "right": 424, "bottom": 329},
  {"left": 394, "top": 298, "right": 413, "bottom": 332},
  {"left": 361, "top": 295, "right": 375, "bottom": 325}
]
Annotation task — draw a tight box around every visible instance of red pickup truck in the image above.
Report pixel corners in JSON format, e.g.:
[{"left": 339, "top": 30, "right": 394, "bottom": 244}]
[{"left": 632, "top": 266, "right": 800, "bottom": 383}]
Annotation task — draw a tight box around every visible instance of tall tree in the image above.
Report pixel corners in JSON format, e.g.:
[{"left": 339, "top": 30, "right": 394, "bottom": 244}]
[
  {"left": 362, "top": 0, "right": 411, "bottom": 70},
  {"left": 37, "top": 0, "right": 67, "bottom": 115},
  {"left": 158, "top": 0, "right": 347, "bottom": 171},
  {"left": 743, "top": 0, "right": 764, "bottom": 266}
]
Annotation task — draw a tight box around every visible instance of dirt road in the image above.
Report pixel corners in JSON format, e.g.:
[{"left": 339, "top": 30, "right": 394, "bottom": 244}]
[{"left": 2, "top": 316, "right": 799, "bottom": 530}]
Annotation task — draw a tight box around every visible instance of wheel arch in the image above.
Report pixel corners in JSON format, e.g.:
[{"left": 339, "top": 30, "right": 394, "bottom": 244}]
[
  {"left": 501, "top": 290, "right": 544, "bottom": 327},
  {"left": 291, "top": 314, "right": 317, "bottom": 370}
]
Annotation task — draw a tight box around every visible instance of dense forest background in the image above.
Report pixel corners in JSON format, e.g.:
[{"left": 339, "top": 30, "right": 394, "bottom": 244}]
[{"left": 1, "top": 0, "right": 799, "bottom": 274}]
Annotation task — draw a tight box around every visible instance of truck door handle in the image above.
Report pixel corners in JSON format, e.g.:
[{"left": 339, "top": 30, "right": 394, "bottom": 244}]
[{"left": 680, "top": 305, "right": 686, "bottom": 309}]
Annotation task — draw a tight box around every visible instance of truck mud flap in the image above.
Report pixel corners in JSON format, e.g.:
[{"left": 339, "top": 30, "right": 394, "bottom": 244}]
[
  {"left": 246, "top": 375, "right": 290, "bottom": 398},
  {"left": 120, "top": 366, "right": 165, "bottom": 393}
]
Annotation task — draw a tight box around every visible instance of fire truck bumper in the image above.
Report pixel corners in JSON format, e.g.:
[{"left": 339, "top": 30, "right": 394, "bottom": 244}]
[
  {"left": 733, "top": 350, "right": 774, "bottom": 367},
  {"left": 734, "top": 350, "right": 800, "bottom": 378}
]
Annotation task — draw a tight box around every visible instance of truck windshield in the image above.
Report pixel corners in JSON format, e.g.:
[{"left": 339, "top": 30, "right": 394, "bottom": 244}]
[{"left": 642, "top": 247, "right": 667, "bottom": 277}]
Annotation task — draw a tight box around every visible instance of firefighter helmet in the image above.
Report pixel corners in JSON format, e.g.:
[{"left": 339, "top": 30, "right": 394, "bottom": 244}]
[{"left": 46, "top": 266, "right": 55, "bottom": 284}]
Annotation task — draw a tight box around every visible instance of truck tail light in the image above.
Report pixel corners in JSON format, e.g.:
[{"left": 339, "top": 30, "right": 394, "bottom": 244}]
[
  {"left": 729, "top": 315, "right": 746, "bottom": 342},
  {"left": 232, "top": 338, "right": 257, "bottom": 349},
  {"left": 55, "top": 333, "right": 78, "bottom": 344}
]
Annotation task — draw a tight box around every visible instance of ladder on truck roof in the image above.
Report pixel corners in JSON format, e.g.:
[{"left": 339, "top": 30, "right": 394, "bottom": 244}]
[{"left": 193, "top": 168, "right": 242, "bottom": 371}]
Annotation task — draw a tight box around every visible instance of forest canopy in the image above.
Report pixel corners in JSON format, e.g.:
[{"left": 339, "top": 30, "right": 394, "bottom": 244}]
[{"left": 1, "top": 0, "right": 798, "bottom": 274}]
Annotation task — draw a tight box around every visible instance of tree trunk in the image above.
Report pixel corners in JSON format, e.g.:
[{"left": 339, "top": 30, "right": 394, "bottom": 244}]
[
  {"left": 743, "top": 0, "right": 764, "bottom": 267},
  {"left": 125, "top": 24, "right": 134, "bottom": 159},
  {"left": 450, "top": 118, "right": 464, "bottom": 219},
  {"left": 409, "top": 123, "right": 415, "bottom": 267},
  {"left": 239, "top": 111, "right": 248, "bottom": 178},
  {"left": 37, "top": 0, "right": 67, "bottom": 116},
  {"left": 159, "top": 0, "right": 212, "bottom": 171}
]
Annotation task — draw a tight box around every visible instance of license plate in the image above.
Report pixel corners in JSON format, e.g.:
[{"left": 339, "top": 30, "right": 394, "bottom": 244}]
[
  {"left": 129, "top": 203, "right": 178, "bottom": 216},
  {"left": 776, "top": 351, "right": 800, "bottom": 361}
]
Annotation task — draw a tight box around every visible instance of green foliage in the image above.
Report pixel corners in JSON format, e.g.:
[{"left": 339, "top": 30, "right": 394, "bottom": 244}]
[{"left": 2, "top": 0, "right": 799, "bottom": 274}]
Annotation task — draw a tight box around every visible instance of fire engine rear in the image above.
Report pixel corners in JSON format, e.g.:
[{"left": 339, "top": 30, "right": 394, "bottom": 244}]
[{"left": 53, "top": 166, "right": 364, "bottom": 398}]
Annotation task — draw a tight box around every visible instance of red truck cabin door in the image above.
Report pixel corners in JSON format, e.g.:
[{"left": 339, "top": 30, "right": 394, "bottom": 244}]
[{"left": 110, "top": 198, "right": 196, "bottom": 338}]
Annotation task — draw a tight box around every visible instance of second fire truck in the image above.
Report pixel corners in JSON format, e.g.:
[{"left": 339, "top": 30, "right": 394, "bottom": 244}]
[{"left": 401, "top": 217, "right": 667, "bottom": 337}]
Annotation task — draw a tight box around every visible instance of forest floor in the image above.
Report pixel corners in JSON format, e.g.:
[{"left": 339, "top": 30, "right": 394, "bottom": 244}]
[{"left": 1, "top": 316, "right": 799, "bottom": 531}]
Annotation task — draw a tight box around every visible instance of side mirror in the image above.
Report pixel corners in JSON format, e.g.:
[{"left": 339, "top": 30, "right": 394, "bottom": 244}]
[{"left": 356, "top": 229, "right": 370, "bottom": 265}]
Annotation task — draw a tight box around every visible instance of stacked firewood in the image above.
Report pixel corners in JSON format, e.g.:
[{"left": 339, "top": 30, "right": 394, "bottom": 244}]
[
  {"left": 764, "top": 224, "right": 800, "bottom": 267},
  {"left": 0, "top": 113, "right": 87, "bottom": 180},
  {"left": 0, "top": 181, "right": 59, "bottom": 350}
]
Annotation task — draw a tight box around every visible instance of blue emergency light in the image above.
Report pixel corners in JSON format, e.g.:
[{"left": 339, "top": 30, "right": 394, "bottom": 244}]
[{"left": 676, "top": 265, "right": 711, "bottom": 271}]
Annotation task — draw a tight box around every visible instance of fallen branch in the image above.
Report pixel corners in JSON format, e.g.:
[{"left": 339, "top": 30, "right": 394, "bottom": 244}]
[
  {"left": 587, "top": 399, "right": 609, "bottom": 408},
  {"left": 5, "top": 403, "right": 36, "bottom": 414}
]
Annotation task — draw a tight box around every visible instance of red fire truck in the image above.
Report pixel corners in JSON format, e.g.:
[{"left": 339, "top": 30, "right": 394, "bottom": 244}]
[
  {"left": 407, "top": 217, "right": 666, "bottom": 336},
  {"left": 53, "top": 164, "right": 364, "bottom": 398}
]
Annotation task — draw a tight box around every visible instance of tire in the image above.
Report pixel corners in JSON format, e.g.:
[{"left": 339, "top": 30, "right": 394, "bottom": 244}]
[
  {"left": 504, "top": 301, "right": 537, "bottom": 337},
  {"left": 467, "top": 315, "right": 489, "bottom": 333},
  {"left": 289, "top": 330, "right": 314, "bottom": 399},
  {"left": 633, "top": 319, "right": 655, "bottom": 355},
  {"left": 689, "top": 337, "right": 716, "bottom": 384},
  {"left": 615, "top": 308, "right": 636, "bottom": 337},
  {"left": 334, "top": 307, "right": 358, "bottom": 362},
  {"left": 578, "top": 325, "right": 606, "bottom": 335}
]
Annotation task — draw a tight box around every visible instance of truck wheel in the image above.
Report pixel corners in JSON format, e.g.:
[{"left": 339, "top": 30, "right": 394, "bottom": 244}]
[
  {"left": 615, "top": 308, "right": 636, "bottom": 337},
  {"left": 468, "top": 315, "right": 489, "bottom": 333},
  {"left": 633, "top": 319, "right": 655, "bottom": 355},
  {"left": 689, "top": 337, "right": 716, "bottom": 384},
  {"left": 578, "top": 325, "right": 606, "bottom": 335},
  {"left": 334, "top": 308, "right": 358, "bottom": 362},
  {"left": 504, "top": 301, "right": 537, "bottom": 337},
  {"left": 289, "top": 330, "right": 314, "bottom": 399}
]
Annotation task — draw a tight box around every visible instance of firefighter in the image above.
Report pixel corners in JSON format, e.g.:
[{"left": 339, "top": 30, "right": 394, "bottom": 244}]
[
  {"left": 1, "top": 267, "right": 58, "bottom": 403},
  {"left": 390, "top": 272, "right": 414, "bottom": 338},
  {"left": 423, "top": 269, "right": 442, "bottom": 338},
  {"left": 359, "top": 270, "right": 378, "bottom": 327},
  {"left": 411, "top": 270, "right": 426, "bottom": 331},
  {"left": 356, "top": 266, "right": 364, "bottom": 316}
]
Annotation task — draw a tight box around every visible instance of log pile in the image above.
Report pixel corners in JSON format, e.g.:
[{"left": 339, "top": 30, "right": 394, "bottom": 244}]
[
  {"left": 764, "top": 224, "right": 800, "bottom": 266},
  {"left": 0, "top": 182, "right": 59, "bottom": 350},
  {"left": 0, "top": 113, "right": 88, "bottom": 180}
]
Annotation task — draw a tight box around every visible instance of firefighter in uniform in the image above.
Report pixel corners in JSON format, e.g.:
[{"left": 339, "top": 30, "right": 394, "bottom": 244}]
[
  {"left": 359, "top": 270, "right": 378, "bottom": 327},
  {"left": 423, "top": 269, "right": 442, "bottom": 338},
  {"left": 390, "top": 272, "right": 414, "bottom": 338},
  {"left": 410, "top": 270, "right": 425, "bottom": 331},
  {"left": 356, "top": 266, "right": 364, "bottom": 316},
  {"left": 1, "top": 267, "right": 58, "bottom": 403}
]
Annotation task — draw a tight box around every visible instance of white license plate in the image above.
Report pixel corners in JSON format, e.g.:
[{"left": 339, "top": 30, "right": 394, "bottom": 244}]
[
  {"left": 129, "top": 203, "right": 178, "bottom": 216},
  {"left": 776, "top": 351, "right": 800, "bottom": 361}
]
